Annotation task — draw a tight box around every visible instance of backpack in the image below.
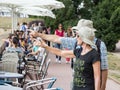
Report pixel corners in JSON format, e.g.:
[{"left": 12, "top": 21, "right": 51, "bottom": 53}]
[
  {"left": 0, "top": 50, "right": 19, "bottom": 73},
  {"left": 95, "top": 38, "right": 101, "bottom": 61},
  {"left": 1, "top": 50, "right": 19, "bottom": 62}
]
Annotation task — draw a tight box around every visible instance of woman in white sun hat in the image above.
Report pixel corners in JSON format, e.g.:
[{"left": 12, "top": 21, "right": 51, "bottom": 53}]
[{"left": 37, "top": 26, "right": 100, "bottom": 90}]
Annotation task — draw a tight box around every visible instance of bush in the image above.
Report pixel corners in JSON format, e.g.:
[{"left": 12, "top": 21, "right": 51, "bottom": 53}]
[{"left": 92, "top": 0, "right": 120, "bottom": 51}]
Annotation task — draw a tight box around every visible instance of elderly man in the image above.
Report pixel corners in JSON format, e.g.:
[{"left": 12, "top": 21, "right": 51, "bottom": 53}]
[{"left": 30, "top": 19, "right": 108, "bottom": 90}]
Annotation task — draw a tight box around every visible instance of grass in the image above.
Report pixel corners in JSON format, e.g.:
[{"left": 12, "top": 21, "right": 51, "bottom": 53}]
[
  {"left": 0, "top": 17, "right": 42, "bottom": 29},
  {"left": 108, "top": 52, "right": 120, "bottom": 70},
  {"left": 108, "top": 52, "right": 120, "bottom": 83}
]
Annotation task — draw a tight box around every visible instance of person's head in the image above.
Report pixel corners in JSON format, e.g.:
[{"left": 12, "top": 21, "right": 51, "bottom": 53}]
[
  {"left": 8, "top": 33, "right": 14, "bottom": 39},
  {"left": 76, "top": 27, "right": 96, "bottom": 48},
  {"left": 38, "top": 22, "right": 42, "bottom": 26},
  {"left": 8, "top": 33, "right": 14, "bottom": 42},
  {"left": 23, "top": 22, "right": 26, "bottom": 25},
  {"left": 20, "top": 38, "right": 24, "bottom": 41},
  {"left": 67, "top": 26, "right": 72, "bottom": 31},
  {"left": 67, "top": 26, "right": 73, "bottom": 37},
  {"left": 58, "top": 23, "right": 63, "bottom": 30},
  {"left": 42, "top": 26, "right": 47, "bottom": 34},
  {"left": 72, "top": 19, "right": 96, "bottom": 33},
  {"left": 12, "top": 37, "right": 19, "bottom": 47}
]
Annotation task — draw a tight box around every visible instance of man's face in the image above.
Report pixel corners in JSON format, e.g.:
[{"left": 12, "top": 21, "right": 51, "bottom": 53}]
[{"left": 77, "top": 35, "right": 83, "bottom": 45}]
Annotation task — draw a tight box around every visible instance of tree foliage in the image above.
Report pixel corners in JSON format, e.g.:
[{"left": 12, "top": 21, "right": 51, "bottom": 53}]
[
  {"left": 41, "top": 0, "right": 120, "bottom": 51},
  {"left": 43, "top": 0, "right": 79, "bottom": 33},
  {"left": 92, "top": 0, "right": 120, "bottom": 51}
]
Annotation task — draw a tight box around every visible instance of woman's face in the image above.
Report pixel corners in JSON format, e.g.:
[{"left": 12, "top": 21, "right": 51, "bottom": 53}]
[{"left": 58, "top": 24, "right": 62, "bottom": 29}]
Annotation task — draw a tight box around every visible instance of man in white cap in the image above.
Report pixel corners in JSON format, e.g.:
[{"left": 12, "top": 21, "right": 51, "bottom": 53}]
[{"left": 30, "top": 19, "right": 108, "bottom": 90}]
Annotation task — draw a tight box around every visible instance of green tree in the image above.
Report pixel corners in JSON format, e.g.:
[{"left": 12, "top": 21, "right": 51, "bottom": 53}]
[
  {"left": 44, "top": 0, "right": 96, "bottom": 32},
  {"left": 92, "top": 0, "right": 120, "bottom": 51},
  {"left": 44, "top": 0, "right": 79, "bottom": 33}
]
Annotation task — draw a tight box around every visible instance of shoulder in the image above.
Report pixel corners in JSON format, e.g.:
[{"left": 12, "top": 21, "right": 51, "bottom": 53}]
[
  {"left": 95, "top": 38, "right": 106, "bottom": 47},
  {"left": 91, "top": 49, "right": 99, "bottom": 56},
  {"left": 16, "top": 47, "right": 23, "bottom": 51},
  {"left": 73, "top": 47, "right": 82, "bottom": 57},
  {"left": 87, "top": 49, "right": 100, "bottom": 60},
  {"left": 55, "top": 29, "right": 58, "bottom": 31},
  {"left": 62, "top": 30, "right": 65, "bottom": 32},
  {"left": 100, "top": 41, "right": 107, "bottom": 49},
  {"left": 6, "top": 47, "right": 15, "bottom": 51},
  {"left": 90, "top": 49, "right": 100, "bottom": 63}
]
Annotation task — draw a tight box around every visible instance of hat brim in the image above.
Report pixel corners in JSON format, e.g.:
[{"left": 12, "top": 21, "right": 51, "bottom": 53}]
[
  {"left": 71, "top": 26, "right": 79, "bottom": 31},
  {"left": 92, "top": 28, "right": 97, "bottom": 32},
  {"left": 82, "top": 38, "right": 96, "bottom": 48},
  {"left": 72, "top": 26, "right": 97, "bottom": 32}
]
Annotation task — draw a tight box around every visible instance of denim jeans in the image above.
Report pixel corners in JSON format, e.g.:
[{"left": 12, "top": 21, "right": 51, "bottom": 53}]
[{"left": 55, "top": 43, "right": 61, "bottom": 61}]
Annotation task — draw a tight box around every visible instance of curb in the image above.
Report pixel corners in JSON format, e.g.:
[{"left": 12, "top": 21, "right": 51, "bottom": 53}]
[{"left": 108, "top": 76, "right": 120, "bottom": 85}]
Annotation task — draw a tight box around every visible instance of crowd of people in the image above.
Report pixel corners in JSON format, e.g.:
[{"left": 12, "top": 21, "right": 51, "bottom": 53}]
[
  {"left": 1, "top": 19, "right": 108, "bottom": 90},
  {"left": 29, "top": 19, "right": 108, "bottom": 90}
]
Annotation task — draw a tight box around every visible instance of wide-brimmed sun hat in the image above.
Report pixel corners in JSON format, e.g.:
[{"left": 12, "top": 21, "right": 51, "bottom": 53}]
[
  {"left": 76, "top": 27, "right": 96, "bottom": 48},
  {"left": 72, "top": 19, "right": 96, "bottom": 32}
]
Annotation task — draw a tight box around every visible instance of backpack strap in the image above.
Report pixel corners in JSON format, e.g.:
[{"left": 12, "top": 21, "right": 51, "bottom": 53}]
[
  {"left": 74, "top": 42, "right": 78, "bottom": 50},
  {"left": 71, "top": 41, "right": 77, "bottom": 69},
  {"left": 95, "top": 38, "right": 101, "bottom": 61}
]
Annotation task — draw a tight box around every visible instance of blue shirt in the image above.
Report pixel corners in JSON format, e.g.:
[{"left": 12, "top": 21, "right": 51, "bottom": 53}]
[
  {"left": 60, "top": 37, "right": 77, "bottom": 50},
  {"left": 60, "top": 37, "right": 108, "bottom": 70}
]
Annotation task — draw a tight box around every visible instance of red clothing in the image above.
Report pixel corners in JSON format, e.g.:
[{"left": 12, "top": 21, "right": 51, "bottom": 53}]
[
  {"left": 65, "top": 48, "right": 70, "bottom": 62},
  {"left": 55, "top": 29, "right": 64, "bottom": 37}
]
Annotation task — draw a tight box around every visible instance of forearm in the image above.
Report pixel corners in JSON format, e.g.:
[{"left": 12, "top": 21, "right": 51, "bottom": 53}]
[
  {"left": 101, "top": 70, "right": 108, "bottom": 90},
  {"left": 95, "top": 77, "right": 100, "bottom": 90},
  {"left": 38, "top": 33, "right": 61, "bottom": 44},
  {"left": 45, "top": 45, "right": 62, "bottom": 57},
  {"left": 93, "top": 61, "right": 101, "bottom": 90},
  {"left": 44, "top": 45, "right": 74, "bottom": 58}
]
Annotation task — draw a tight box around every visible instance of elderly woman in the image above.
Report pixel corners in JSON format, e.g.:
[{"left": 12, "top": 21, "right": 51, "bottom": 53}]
[{"left": 36, "top": 27, "right": 100, "bottom": 90}]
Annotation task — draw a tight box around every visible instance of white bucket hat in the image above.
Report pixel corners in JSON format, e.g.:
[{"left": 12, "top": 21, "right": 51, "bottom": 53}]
[
  {"left": 76, "top": 27, "right": 96, "bottom": 48},
  {"left": 72, "top": 19, "right": 96, "bottom": 32}
]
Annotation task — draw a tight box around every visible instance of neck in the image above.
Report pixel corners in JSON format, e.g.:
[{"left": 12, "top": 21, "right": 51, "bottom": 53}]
[
  {"left": 81, "top": 43, "right": 92, "bottom": 55},
  {"left": 58, "top": 28, "right": 62, "bottom": 31}
]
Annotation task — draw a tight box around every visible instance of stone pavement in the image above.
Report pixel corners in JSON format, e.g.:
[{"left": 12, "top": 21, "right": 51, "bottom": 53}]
[{"left": 46, "top": 52, "right": 120, "bottom": 90}]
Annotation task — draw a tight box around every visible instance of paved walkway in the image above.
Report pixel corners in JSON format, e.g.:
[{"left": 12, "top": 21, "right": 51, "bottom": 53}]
[
  {"left": 45, "top": 52, "right": 72, "bottom": 90},
  {"left": 46, "top": 52, "right": 120, "bottom": 90},
  {"left": 0, "top": 29, "right": 120, "bottom": 90}
]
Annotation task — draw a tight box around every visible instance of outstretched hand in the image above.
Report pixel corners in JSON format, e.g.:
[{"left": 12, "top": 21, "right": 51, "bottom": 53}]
[{"left": 36, "top": 39, "right": 48, "bottom": 48}]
